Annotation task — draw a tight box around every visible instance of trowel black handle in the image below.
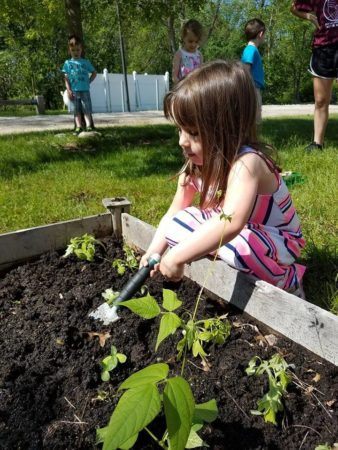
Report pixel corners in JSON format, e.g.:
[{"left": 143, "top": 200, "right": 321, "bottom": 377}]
[{"left": 115, "top": 254, "right": 161, "bottom": 304}]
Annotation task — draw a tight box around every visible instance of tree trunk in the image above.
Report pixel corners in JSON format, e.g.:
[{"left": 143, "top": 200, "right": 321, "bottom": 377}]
[
  {"left": 64, "top": 0, "right": 83, "bottom": 41},
  {"left": 167, "top": 14, "right": 177, "bottom": 55}
]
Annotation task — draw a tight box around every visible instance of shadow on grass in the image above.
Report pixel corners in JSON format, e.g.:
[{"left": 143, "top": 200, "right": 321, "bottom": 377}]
[
  {"left": 262, "top": 116, "right": 338, "bottom": 149},
  {"left": 1, "top": 116, "right": 337, "bottom": 180},
  {"left": 0, "top": 125, "right": 180, "bottom": 180},
  {"left": 301, "top": 242, "right": 337, "bottom": 311}
]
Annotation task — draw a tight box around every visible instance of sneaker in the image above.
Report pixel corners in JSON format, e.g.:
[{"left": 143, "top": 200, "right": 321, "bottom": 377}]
[
  {"left": 304, "top": 141, "right": 323, "bottom": 152},
  {"left": 85, "top": 127, "right": 95, "bottom": 132},
  {"left": 73, "top": 127, "right": 82, "bottom": 136}
]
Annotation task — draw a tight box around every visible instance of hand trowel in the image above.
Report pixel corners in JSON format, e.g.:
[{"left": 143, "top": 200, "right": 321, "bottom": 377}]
[{"left": 89, "top": 253, "right": 161, "bottom": 325}]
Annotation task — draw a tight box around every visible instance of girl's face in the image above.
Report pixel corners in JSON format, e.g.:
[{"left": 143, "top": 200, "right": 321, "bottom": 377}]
[
  {"left": 178, "top": 127, "right": 203, "bottom": 165},
  {"left": 182, "top": 30, "right": 200, "bottom": 53}
]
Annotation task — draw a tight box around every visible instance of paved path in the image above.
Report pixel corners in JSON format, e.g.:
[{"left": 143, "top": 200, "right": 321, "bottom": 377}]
[{"left": 0, "top": 104, "right": 337, "bottom": 135}]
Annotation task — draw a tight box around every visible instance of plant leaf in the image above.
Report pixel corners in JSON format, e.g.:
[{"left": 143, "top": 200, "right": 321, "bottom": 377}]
[
  {"left": 155, "top": 312, "right": 181, "bottom": 351},
  {"left": 193, "top": 399, "right": 218, "bottom": 423},
  {"left": 119, "top": 433, "right": 139, "bottom": 449},
  {"left": 102, "top": 384, "right": 161, "bottom": 450},
  {"left": 185, "top": 423, "right": 206, "bottom": 448},
  {"left": 119, "top": 363, "right": 169, "bottom": 390},
  {"left": 117, "top": 353, "right": 127, "bottom": 363},
  {"left": 163, "top": 376, "right": 195, "bottom": 450},
  {"left": 119, "top": 294, "right": 160, "bottom": 319},
  {"left": 101, "top": 371, "right": 110, "bottom": 382},
  {"left": 162, "top": 289, "right": 182, "bottom": 311}
]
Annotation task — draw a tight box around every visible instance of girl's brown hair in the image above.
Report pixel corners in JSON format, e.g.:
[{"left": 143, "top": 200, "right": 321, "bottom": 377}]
[
  {"left": 181, "top": 19, "right": 204, "bottom": 42},
  {"left": 164, "top": 60, "right": 275, "bottom": 209}
]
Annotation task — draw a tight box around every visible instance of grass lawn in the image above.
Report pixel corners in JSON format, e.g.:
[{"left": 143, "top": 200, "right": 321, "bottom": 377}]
[
  {"left": 0, "top": 116, "right": 337, "bottom": 313},
  {"left": 0, "top": 106, "right": 66, "bottom": 117}
]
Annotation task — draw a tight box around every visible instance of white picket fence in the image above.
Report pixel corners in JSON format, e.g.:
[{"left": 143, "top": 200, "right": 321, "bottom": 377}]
[{"left": 66, "top": 70, "right": 170, "bottom": 113}]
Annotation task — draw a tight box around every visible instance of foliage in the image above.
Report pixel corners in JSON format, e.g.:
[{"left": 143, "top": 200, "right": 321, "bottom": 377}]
[
  {"left": 63, "top": 233, "right": 104, "bottom": 261},
  {"left": 120, "top": 289, "right": 231, "bottom": 363},
  {"left": 96, "top": 363, "right": 218, "bottom": 449},
  {"left": 0, "top": 0, "right": 321, "bottom": 107},
  {"left": 246, "top": 353, "right": 293, "bottom": 425},
  {"left": 101, "top": 345, "right": 127, "bottom": 382},
  {"left": 112, "top": 244, "right": 138, "bottom": 276}
]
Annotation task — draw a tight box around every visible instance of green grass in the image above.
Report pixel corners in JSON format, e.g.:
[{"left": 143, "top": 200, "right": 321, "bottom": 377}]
[
  {"left": 0, "top": 106, "right": 66, "bottom": 117},
  {"left": 0, "top": 117, "right": 337, "bottom": 312}
]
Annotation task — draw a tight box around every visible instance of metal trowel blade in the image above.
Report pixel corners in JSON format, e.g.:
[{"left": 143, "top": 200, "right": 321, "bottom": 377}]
[{"left": 88, "top": 303, "right": 120, "bottom": 325}]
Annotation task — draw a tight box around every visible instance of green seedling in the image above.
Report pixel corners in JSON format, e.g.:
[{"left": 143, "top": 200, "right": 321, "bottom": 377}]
[
  {"left": 119, "top": 289, "right": 231, "bottom": 365},
  {"left": 63, "top": 233, "right": 104, "bottom": 261},
  {"left": 95, "top": 390, "right": 110, "bottom": 401},
  {"left": 96, "top": 363, "right": 218, "bottom": 449},
  {"left": 101, "top": 345, "right": 127, "bottom": 382},
  {"left": 246, "top": 353, "right": 293, "bottom": 425},
  {"left": 177, "top": 315, "right": 231, "bottom": 363},
  {"left": 112, "top": 244, "right": 138, "bottom": 276},
  {"left": 101, "top": 288, "right": 120, "bottom": 306}
]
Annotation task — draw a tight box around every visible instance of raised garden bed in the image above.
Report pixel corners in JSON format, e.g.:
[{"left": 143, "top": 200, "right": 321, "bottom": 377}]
[{"left": 0, "top": 206, "right": 337, "bottom": 450}]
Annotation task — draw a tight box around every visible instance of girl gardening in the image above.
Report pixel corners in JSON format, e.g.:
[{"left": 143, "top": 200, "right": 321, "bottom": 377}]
[{"left": 142, "top": 60, "right": 306, "bottom": 296}]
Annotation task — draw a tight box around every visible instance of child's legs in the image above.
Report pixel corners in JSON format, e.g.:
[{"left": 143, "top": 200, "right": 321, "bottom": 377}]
[
  {"left": 165, "top": 207, "right": 304, "bottom": 290},
  {"left": 80, "top": 91, "right": 93, "bottom": 128},
  {"left": 313, "top": 77, "right": 333, "bottom": 145},
  {"left": 73, "top": 92, "right": 83, "bottom": 128}
]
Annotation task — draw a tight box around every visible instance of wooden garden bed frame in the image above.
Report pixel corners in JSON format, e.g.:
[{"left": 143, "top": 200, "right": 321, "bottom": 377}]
[{"left": 0, "top": 198, "right": 337, "bottom": 366}]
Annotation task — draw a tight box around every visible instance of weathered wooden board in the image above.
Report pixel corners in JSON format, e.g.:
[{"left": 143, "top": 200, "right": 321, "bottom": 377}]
[
  {"left": 0, "top": 213, "right": 113, "bottom": 272},
  {"left": 122, "top": 213, "right": 338, "bottom": 366}
]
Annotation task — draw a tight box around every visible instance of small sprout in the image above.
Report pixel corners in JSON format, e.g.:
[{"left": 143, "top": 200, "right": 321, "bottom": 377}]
[
  {"left": 112, "top": 244, "right": 138, "bottom": 276},
  {"left": 246, "top": 353, "right": 292, "bottom": 425},
  {"left": 102, "top": 288, "right": 120, "bottom": 306},
  {"left": 95, "top": 390, "right": 109, "bottom": 401},
  {"left": 63, "top": 233, "right": 104, "bottom": 262},
  {"left": 101, "top": 345, "right": 127, "bottom": 382}
]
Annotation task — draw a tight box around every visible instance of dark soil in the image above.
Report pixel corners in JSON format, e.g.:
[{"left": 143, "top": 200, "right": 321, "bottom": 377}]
[{"left": 0, "top": 236, "right": 337, "bottom": 450}]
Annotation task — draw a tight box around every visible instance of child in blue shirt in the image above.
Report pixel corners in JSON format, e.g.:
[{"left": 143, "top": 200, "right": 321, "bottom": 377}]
[
  {"left": 241, "top": 19, "right": 266, "bottom": 123},
  {"left": 62, "top": 35, "right": 97, "bottom": 134}
]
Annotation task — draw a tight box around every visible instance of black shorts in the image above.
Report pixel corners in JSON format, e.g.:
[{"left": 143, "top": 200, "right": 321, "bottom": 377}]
[{"left": 309, "top": 43, "right": 338, "bottom": 79}]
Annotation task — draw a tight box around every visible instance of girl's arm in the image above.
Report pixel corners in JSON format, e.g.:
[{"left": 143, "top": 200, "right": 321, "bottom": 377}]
[
  {"left": 159, "top": 154, "right": 262, "bottom": 279},
  {"left": 290, "top": 4, "right": 319, "bottom": 28},
  {"left": 172, "top": 51, "right": 181, "bottom": 85},
  {"left": 140, "top": 172, "right": 196, "bottom": 265}
]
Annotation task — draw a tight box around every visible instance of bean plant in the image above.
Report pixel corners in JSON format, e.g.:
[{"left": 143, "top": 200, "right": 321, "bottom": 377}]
[
  {"left": 246, "top": 353, "right": 293, "bottom": 425},
  {"left": 119, "top": 289, "right": 231, "bottom": 365},
  {"left": 63, "top": 233, "right": 104, "bottom": 261},
  {"left": 101, "top": 346, "right": 127, "bottom": 382},
  {"left": 96, "top": 363, "right": 218, "bottom": 449},
  {"left": 112, "top": 244, "right": 138, "bottom": 276}
]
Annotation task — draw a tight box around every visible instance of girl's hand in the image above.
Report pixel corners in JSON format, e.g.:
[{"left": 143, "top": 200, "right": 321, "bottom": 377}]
[
  {"left": 159, "top": 252, "right": 184, "bottom": 282},
  {"left": 306, "top": 12, "right": 319, "bottom": 28},
  {"left": 139, "top": 253, "right": 152, "bottom": 268}
]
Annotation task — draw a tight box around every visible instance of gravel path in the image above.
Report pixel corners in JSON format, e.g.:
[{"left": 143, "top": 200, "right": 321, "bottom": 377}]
[{"left": 0, "top": 104, "right": 337, "bottom": 135}]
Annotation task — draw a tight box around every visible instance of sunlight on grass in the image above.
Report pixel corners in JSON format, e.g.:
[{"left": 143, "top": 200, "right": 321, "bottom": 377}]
[{"left": 0, "top": 118, "right": 337, "bottom": 312}]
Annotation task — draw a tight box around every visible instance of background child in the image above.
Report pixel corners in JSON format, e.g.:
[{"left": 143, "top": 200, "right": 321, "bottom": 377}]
[
  {"left": 62, "top": 35, "right": 97, "bottom": 134},
  {"left": 172, "top": 19, "right": 204, "bottom": 85},
  {"left": 141, "top": 60, "right": 306, "bottom": 296},
  {"left": 241, "top": 18, "right": 266, "bottom": 123},
  {"left": 291, "top": 0, "right": 338, "bottom": 152}
]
